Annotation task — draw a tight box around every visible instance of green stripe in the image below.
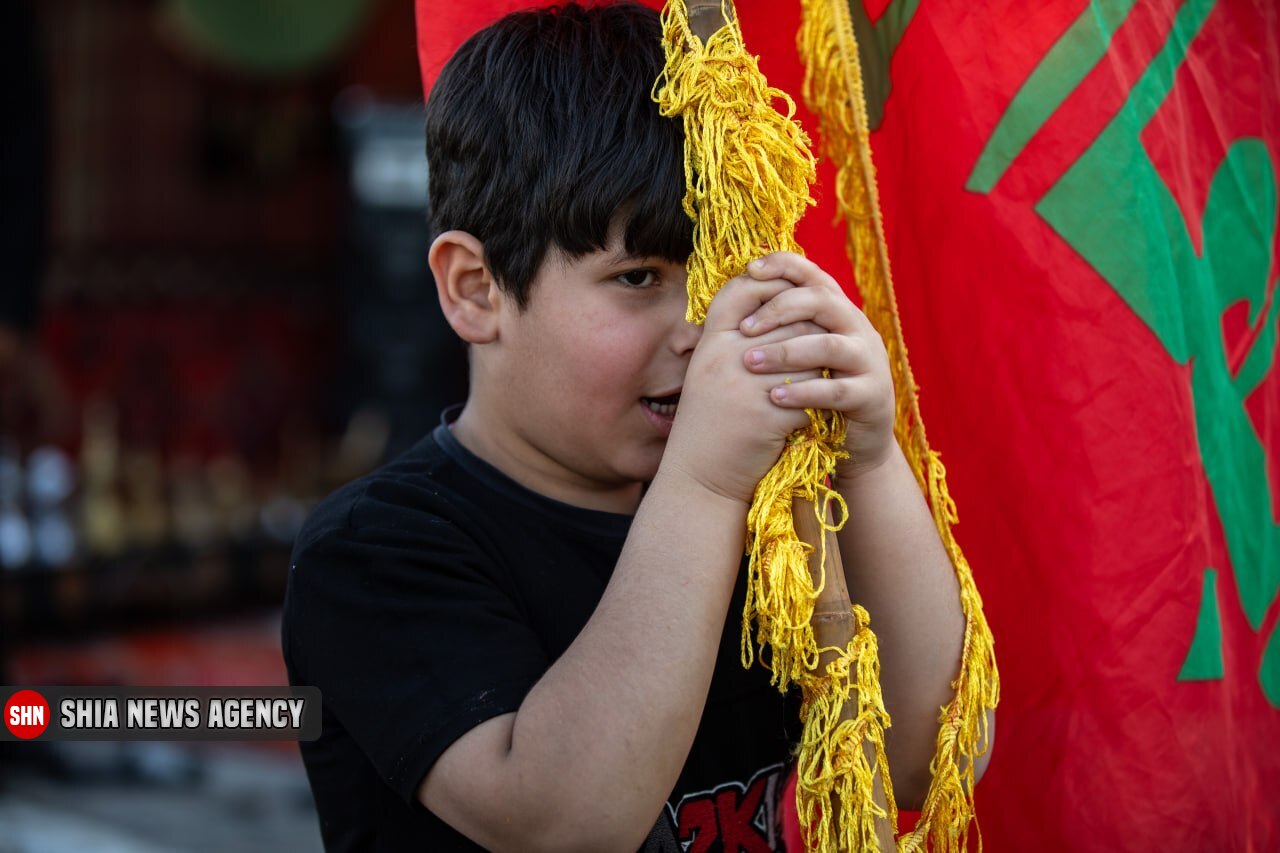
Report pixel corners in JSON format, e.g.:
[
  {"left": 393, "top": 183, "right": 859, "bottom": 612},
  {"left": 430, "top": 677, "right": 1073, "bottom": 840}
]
[
  {"left": 966, "top": 0, "right": 1139, "bottom": 194},
  {"left": 1035, "top": 0, "right": 1216, "bottom": 362},
  {"left": 847, "top": 0, "right": 921, "bottom": 130},
  {"left": 878, "top": 0, "right": 921, "bottom": 57}
]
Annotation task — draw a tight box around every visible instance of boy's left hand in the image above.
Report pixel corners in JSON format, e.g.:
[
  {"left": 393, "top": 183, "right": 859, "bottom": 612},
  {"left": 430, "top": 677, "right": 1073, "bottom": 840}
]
[{"left": 739, "top": 251, "right": 896, "bottom": 482}]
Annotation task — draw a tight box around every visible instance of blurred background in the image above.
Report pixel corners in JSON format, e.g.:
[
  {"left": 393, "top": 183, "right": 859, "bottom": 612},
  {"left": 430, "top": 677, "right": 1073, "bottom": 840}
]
[{"left": 1, "top": 1, "right": 466, "bottom": 849}]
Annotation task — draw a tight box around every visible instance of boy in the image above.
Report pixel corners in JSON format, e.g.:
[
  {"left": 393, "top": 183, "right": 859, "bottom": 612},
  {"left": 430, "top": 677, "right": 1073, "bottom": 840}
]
[{"left": 283, "top": 3, "right": 986, "bottom": 850}]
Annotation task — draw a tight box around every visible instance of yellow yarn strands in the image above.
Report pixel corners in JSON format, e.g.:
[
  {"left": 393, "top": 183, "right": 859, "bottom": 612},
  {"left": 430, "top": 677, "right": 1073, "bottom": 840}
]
[
  {"left": 655, "top": 1, "right": 812, "bottom": 323},
  {"left": 655, "top": 1, "right": 895, "bottom": 849},
  {"left": 796, "top": 0, "right": 1000, "bottom": 850}
]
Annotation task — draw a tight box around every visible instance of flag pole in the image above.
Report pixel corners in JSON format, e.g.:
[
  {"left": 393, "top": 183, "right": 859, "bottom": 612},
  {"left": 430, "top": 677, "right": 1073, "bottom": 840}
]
[{"left": 680, "top": 1, "right": 895, "bottom": 848}]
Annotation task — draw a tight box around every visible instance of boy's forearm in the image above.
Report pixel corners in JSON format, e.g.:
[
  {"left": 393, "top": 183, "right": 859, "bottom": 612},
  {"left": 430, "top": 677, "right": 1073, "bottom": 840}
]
[
  {"left": 498, "top": 461, "right": 748, "bottom": 849},
  {"left": 833, "top": 442, "right": 966, "bottom": 807}
]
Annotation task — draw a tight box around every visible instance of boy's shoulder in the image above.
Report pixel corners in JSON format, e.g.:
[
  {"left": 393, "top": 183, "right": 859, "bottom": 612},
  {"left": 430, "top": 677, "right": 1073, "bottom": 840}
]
[
  {"left": 292, "top": 418, "right": 632, "bottom": 567},
  {"left": 286, "top": 416, "right": 636, "bottom": 628},
  {"left": 291, "top": 426, "right": 472, "bottom": 558}
]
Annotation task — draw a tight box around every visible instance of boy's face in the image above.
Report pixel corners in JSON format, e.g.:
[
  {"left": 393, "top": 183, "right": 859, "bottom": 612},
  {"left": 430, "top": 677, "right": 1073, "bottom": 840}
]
[{"left": 480, "top": 230, "right": 700, "bottom": 508}]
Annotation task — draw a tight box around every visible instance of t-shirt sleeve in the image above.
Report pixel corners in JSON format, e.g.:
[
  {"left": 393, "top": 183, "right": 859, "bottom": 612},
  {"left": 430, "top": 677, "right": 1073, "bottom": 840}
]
[{"left": 284, "top": 491, "right": 549, "bottom": 804}]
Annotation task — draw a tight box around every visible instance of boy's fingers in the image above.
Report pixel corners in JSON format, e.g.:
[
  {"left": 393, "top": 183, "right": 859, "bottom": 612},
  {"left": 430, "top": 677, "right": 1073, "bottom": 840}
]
[
  {"left": 739, "top": 285, "right": 869, "bottom": 337},
  {"left": 746, "top": 252, "right": 841, "bottom": 292},
  {"left": 703, "top": 276, "right": 794, "bottom": 333},
  {"left": 768, "top": 373, "right": 886, "bottom": 412},
  {"left": 761, "top": 368, "right": 825, "bottom": 396},
  {"left": 748, "top": 320, "right": 828, "bottom": 345},
  {"left": 743, "top": 333, "right": 878, "bottom": 376}
]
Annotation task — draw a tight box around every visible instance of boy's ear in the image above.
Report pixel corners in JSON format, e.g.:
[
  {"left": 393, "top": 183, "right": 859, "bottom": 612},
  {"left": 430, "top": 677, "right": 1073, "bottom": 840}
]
[{"left": 429, "top": 230, "right": 504, "bottom": 344}]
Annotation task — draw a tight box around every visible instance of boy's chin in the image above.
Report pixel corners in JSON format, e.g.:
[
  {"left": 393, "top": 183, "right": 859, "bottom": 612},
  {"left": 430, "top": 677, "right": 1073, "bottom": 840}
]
[{"left": 618, "top": 447, "right": 665, "bottom": 485}]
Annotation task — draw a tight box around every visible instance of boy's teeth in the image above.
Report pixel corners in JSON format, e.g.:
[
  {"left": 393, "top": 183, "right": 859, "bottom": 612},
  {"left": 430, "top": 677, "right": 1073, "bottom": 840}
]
[{"left": 644, "top": 400, "right": 677, "bottom": 417}]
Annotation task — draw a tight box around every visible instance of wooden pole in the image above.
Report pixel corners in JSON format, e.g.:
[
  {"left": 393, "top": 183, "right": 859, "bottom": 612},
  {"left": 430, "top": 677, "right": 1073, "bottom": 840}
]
[
  {"left": 687, "top": 0, "right": 735, "bottom": 37},
  {"left": 681, "top": 1, "right": 894, "bottom": 847},
  {"left": 794, "top": 497, "right": 895, "bottom": 851}
]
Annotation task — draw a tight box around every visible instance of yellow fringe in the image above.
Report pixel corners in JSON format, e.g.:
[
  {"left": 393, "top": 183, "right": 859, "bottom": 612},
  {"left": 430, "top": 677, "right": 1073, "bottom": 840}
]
[
  {"left": 796, "top": 0, "right": 1000, "bottom": 850},
  {"left": 795, "top": 605, "right": 895, "bottom": 852},
  {"left": 652, "top": 1, "right": 814, "bottom": 325},
  {"left": 656, "top": 2, "right": 893, "bottom": 850}
]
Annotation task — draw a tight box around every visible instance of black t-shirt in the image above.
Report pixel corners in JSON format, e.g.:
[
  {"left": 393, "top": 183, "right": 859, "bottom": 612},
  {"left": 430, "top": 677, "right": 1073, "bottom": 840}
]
[{"left": 283, "top": 411, "right": 797, "bottom": 851}]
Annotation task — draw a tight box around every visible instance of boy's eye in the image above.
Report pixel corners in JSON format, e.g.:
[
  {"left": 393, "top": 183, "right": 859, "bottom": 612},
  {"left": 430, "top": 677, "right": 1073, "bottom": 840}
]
[{"left": 616, "top": 269, "right": 658, "bottom": 288}]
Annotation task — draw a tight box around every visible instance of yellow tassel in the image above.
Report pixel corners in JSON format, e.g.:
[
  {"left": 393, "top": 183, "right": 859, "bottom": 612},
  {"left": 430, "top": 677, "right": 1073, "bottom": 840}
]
[
  {"left": 797, "top": 0, "right": 1000, "bottom": 850},
  {"left": 656, "top": 2, "right": 894, "bottom": 850},
  {"left": 652, "top": 0, "right": 813, "bottom": 324},
  {"left": 794, "top": 605, "right": 896, "bottom": 852}
]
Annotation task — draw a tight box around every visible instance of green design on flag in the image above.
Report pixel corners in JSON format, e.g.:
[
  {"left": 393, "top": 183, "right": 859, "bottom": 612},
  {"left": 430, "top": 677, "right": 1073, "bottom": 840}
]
[
  {"left": 968, "top": 0, "right": 1280, "bottom": 706},
  {"left": 1179, "top": 569, "right": 1224, "bottom": 680},
  {"left": 967, "top": 0, "right": 1139, "bottom": 194},
  {"left": 846, "top": 0, "right": 919, "bottom": 130}
]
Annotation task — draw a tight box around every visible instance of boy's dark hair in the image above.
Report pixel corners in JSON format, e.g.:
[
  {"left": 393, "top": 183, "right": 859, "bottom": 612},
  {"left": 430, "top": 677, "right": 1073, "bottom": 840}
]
[{"left": 425, "top": 2, "right": 693, "bottom": 309}]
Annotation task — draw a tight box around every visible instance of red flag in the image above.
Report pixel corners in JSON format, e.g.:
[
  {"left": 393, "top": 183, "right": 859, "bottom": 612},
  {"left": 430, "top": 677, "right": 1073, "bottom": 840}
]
[
  {"left": 417, "top": 0, "right": 1280, "bottom": 848},
  {"left": 861, "top": 0, "right": 1279, "bottom": 848}
]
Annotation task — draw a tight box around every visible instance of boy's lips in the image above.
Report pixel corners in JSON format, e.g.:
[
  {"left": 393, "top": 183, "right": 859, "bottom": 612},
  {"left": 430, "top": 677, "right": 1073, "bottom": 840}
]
[
  {"left": 645, "top": 387, "right": 683, "bottom": 399},
  {"left": 641, "top": 387, "right": 682, "bottom": 411},
  {"left": 640, "top": 388, "right": 681, "bottom": 436}
]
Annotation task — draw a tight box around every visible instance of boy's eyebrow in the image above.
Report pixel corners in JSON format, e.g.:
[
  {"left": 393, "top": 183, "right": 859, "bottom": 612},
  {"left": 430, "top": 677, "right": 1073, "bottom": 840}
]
[{"left": 599, "top": 246, "right": 665, "bottom": 266}]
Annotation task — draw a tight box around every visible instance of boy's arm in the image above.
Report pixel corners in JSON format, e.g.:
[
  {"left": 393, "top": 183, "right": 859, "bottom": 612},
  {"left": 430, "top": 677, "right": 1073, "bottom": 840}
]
[
  {"left": 420, "top": 466, "right": 745, "bottom": 852},
  {"left": 417, "top": 277, "right": 822, "bottom": 853},
  {"left": 738, "top": 252, "right": 993, "bottom": 808},
  {"left": 832, "top": 444, "right": 993, "bottom": 808}
]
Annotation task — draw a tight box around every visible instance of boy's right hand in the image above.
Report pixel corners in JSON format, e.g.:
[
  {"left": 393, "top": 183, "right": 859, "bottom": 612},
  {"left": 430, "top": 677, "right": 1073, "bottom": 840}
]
[{"left": 663, "top": 275, "right": 822, "bottom": 505}]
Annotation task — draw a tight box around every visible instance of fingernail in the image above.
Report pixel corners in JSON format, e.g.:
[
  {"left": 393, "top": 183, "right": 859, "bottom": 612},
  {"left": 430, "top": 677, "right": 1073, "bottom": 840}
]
[
  {"left": 749, "top": 258, "right": 768, "bottom": 273},
  {"left": 772, "top": 386, "right": 788, "bottom": 400},
  {"left": 742, "top": 315, "right": 757, "bottom": 330},
  {"left": 748, "top": 349, "right": 764, "bottom": 365}
]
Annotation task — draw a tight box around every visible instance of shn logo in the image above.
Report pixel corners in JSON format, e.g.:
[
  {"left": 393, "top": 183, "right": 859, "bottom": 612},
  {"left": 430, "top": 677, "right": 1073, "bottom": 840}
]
[{"left": 5, "top": 689, "right": 50, "bottom": 739}]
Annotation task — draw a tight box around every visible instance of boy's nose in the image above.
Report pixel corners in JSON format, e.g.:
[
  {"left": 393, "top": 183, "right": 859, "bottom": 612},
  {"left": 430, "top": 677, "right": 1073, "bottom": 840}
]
[
  {"left": 667, "top": 274, "right": 701, "bottom": 355},
  {"left": 669, "top": 314, "right": 703, "bottom": 356}
]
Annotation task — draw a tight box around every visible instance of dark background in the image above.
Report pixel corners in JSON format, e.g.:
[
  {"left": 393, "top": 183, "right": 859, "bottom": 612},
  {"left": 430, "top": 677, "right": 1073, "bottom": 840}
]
[{"left": 1, "top": 2, "right": 466, "bottom": 848}]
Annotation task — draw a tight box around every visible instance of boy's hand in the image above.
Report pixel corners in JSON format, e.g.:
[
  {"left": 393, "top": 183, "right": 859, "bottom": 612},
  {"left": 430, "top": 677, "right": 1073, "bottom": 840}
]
[
  {"left": 664, "top": 276, "right": 828, "bottom": 505},
  {"left": 739, "top": 252, "right": 897, "bottom": 483}
]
